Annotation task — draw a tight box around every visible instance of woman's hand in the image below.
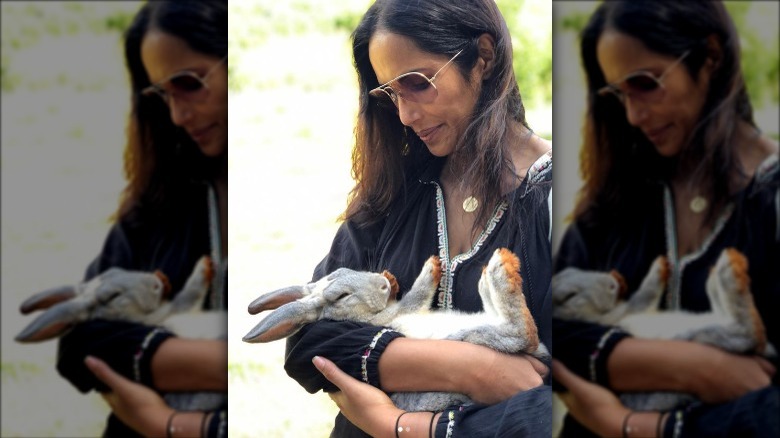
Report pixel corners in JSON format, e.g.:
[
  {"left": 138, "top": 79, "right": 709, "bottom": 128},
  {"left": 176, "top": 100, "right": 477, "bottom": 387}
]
[
  {"left": 313, "top": 356, "right": 402, "bottom": 438},
  {"left": 553, "top": 359, "right": 629, "bottom": 437},
  {"left": 464, "top": 350, "right": 548, "bottom": 405},
  {"left": 85, "top": 355, "right": 172, "bottom": 437},
  {"left": 689, "top": 350, "right": 775, "bottom": 404}
]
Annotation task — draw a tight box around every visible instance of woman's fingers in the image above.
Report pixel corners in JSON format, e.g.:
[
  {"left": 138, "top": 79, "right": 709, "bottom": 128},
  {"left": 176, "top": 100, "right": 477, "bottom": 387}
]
[
  {"left": 526, "top": 354, "right": 550, "bottom": 378},
  {"left": 313, "top": 356, "right": 351, "bottom": 392},
  {"left": 754, "top": 355, "right": 776, "bottom": 377},
  {"left": 85, "top": 355, "right": 127, "bottom": 393},
  {"left": 551, "top": 358, "right": 584, "bottom": 393}
]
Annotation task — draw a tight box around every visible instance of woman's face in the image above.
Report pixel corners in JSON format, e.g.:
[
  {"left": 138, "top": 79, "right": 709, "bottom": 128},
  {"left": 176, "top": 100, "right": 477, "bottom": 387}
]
[
  {"left": 141, "top": 30, "right": 228, "bottom": 158},
  {"left": 596, "top": 30, "right": 711, "bottom": 157},
  {"left": 368, "top": 32, "right": 482, "bottom": 157}
]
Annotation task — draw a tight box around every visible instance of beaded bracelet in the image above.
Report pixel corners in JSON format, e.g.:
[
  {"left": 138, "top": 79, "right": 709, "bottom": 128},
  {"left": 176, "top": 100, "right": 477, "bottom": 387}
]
[{"left": 395, "top": 411, "right": 409, "bottom": 438}]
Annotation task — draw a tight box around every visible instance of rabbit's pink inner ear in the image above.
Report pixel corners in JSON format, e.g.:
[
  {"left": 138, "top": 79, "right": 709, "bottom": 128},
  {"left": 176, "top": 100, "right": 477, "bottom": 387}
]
[
  {"left": 154, "top": 270, "right": 172, "bottom": 298},
  {"left": 610, "top": 270, "right": 628, "bottom": 299},
  {"left": 17, "top": 321, "right": 72, "bottom": 343},
  {"left": 247, "top": 287, "right": 304, "bottom": 315},
  {"left": 19, "top": 287, "right": 76, "bottom": 314},
  {"left": 381, "top": 271, "right": 399, "bottom": 297}
]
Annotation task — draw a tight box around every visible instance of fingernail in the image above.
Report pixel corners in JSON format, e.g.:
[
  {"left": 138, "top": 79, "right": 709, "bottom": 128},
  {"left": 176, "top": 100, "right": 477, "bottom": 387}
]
[{"left": 312, "top": 356, "right": 323, "bottom": 368}]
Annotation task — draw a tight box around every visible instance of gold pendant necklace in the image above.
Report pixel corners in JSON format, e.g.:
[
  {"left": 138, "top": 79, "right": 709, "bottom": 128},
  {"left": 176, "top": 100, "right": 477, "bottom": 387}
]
[
  {"left": 463, "top": 196, "right": 479, "bottom": 213},
  {"left": 690, "top": 195, "right": 707, "bottom": 214}
]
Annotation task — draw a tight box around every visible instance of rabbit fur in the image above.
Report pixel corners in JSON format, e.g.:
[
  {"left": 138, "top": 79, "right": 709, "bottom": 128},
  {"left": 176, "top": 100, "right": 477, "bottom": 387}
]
[
  {"left": 16, "top": 255, "right": 226, "bottom": 411},
  {"left": 552, "top": 247, "right": 774, "bottom": 411},
  {"left": 244, "top": 247, "right": 549, "bottom": 412}
]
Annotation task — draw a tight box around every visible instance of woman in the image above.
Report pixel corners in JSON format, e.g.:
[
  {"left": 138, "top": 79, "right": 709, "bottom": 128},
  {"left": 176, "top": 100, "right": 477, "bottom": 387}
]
[
  {"left": 54, "top": 1, "right": 228, "bottom": 437},
  {"left": 552, "top": 1, "right": 779, "bottom": 436},
  {"left": 283, "top": 0, "right": 553, "bottom": 436}
]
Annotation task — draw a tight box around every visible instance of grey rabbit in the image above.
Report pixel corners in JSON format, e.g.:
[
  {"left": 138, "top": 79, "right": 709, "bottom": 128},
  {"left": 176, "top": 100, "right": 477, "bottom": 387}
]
[
  {"left": 16, "top": 255, "right": 226, "bottom": 411},
  {"left": 243, "top": 247, "right": 550, "bottom": 412},
  {"left": 553, "top": 247, "right": 774, "bottom": 411}
]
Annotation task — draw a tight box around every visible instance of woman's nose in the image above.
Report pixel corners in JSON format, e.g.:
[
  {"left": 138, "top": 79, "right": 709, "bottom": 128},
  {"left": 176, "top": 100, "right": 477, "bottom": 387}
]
[
  {"left": 168, "top": 97, "right": 193, "bottom": 126},
  {"left": 396, "top": 97, "right": 421, "bottom": 127},
  {"left": 624, "top": 97, "right": 649, "bottom": 126}
]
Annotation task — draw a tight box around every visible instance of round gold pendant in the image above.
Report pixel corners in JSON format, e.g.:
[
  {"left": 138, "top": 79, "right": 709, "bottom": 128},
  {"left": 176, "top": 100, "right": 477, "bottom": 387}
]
[
  {"left": 463, "top": 196, "right": 479, "bottom": 213},
  {"left": 690, "top": 196, "right": 707, "bottom": 214}
]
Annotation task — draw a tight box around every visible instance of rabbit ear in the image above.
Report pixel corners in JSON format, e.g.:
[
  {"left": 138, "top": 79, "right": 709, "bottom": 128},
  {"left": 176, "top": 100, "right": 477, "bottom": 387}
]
[
  {"left": 243, "top": 299, "right": 320, "bottom": 343},
  {"left": 19, "top": 286, "right": 77, "bottom": 315},
  {"left": 247, "top": 286, "right": 305, "bottom": 315},
  {"left": 15, "top": 299, "right": 91, "bottom": 343}
]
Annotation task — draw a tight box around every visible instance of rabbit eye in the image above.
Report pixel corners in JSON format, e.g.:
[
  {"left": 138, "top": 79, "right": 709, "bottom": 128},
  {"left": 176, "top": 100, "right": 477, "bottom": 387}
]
[
  {"left": 558, "top": 292, "right": 577, "bottom": 304},
  {"left": 97, "top": 291, "right": 121, "bottom": 305},
  {"left": 336, "top": 292, "right": 349, "bottom": 301}
]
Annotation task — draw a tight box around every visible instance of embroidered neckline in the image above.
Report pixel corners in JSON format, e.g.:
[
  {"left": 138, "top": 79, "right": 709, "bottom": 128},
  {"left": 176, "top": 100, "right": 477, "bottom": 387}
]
[
  {"left": 430, "top": 182, "right": 508, "bottom": 310},
  {"left": 662, "top": 185, "right": 734, "bottom": 309}
]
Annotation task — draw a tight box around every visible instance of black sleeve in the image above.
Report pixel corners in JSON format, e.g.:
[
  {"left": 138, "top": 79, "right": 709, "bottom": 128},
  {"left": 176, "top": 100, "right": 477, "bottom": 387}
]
[
  {"left": 285, "top": 320, "right": 405, "bottom": 393},
  {"left": 552, "top": 222, "right": 631, "bottom": 388},
  {"left": 56, "top": 319, "right": 174, "bottom": 393},
  {"left": 55, "top": 221, "right": 175, "bottom": 393}
]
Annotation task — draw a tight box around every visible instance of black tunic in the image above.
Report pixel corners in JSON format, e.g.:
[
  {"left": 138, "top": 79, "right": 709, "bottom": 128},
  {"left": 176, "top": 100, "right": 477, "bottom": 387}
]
[
  {"left": 553, "top": 155, "right": 779, "bottom": 437},
  {"left": 286, "top": 153, "right": 553, "bottom": 437}
]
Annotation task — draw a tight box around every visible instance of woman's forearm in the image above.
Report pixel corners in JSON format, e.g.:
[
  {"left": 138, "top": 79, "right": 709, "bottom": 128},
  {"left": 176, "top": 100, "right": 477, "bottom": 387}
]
[
  {"left": 378, "top": 338, "right": 544, "bottom": 403},
  {"left": 151, "top": 338, "right": 227, "bottom": 392},
  {"left": 607, "top": 338, "right": 697, "bottom": 393},
  {"left": 607, "top": 338, "right": 773, "bottom": 403}
]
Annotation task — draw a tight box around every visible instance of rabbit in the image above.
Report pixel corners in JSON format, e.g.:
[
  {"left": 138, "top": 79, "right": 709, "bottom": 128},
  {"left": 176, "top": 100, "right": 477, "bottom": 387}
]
[
  {"left": 15, "top": 255, "right": 227, "bottom": 411},
  {"left": 552, "top": 247, "right": 774, "bottom": 411},
  {"left": 243, "top": 247, "right": 550, "bottom": 412}
]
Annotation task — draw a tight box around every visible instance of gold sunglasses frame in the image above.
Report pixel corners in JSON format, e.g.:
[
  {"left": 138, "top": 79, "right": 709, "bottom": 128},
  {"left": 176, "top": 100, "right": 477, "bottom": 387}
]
[
  {"left": 597, "top": 50, "right": 690, "bottom": 104},
  {"left": 142, "top": 55, "right": 227, "bottom": 103},
  {"left": 369, "top": 49, "right": 464, "bottom": 107}
]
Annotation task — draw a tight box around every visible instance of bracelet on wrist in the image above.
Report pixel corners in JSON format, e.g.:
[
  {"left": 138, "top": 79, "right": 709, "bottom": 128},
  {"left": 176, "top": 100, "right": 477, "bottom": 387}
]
[
  {"left": 622, "top": 411, "right": 636, "bottom": 438},
  {"left": 166, "top": 411, "right": 179, "bottom": 438}
]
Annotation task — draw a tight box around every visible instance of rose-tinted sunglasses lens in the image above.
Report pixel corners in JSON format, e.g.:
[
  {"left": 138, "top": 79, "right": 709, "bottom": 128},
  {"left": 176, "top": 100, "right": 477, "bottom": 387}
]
[
  {"left": 625, "top": 74, "right": 660, "bottom": 93},
  {"left": 395, "top": 74, "right": 435, "bottom": 103},
  {"left": 169, "top": 73, "right": 205, "bottom": 93}
]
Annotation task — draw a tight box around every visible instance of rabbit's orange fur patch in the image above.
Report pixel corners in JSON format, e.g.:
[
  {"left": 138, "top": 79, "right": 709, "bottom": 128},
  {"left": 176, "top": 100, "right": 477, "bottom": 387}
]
[
  {"left": 497, "top": 248, "right": 523, "bottom": 292},
  {"left": 381, "top": 271, "right": 400, "bottom": 297},
  {"left": 430, "top": 256, "right": 442, "bottom": 286},
  {"left": 154, "top": 270, "right": 172, "bottom": 299},
  {"left": 203, "top": 256, "right": 214, "bottom": 284},
  {"left": 610, "top": 270, "right": 628, "bottom": 300},
  {"left": 725, "top": 248, "right": 766, "bottom": 354}
]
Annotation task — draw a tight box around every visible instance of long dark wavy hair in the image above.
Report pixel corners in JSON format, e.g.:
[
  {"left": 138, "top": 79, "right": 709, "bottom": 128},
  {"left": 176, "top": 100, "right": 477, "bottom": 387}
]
[
  {"left": 574, "top": 0, "right": 756, "bottom": 228},
  {"left": 346, "top": 0, "right": 531, "bottom": 228},
  {"left": 117, "top": 0, "right": 227, "bottom": 221}
]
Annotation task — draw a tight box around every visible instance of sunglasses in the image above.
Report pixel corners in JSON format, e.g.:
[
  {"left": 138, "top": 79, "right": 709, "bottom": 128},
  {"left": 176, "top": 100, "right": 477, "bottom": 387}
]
[
  {"left": 597, "top": 50, "right": 690, "bottom": 104},
  {"left": 141, "top": 56, "right": 227, "bottom": 104},
  {"left": 369, "top": 49, "right": 463, "bottom": 108}
]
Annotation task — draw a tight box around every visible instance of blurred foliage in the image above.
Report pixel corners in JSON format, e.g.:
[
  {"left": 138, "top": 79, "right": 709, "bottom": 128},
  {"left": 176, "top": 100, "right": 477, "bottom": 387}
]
[
  {"left": 1, "top": 1, "right": 141, "bottom": 92},
  {"left": 557, "top": 1, "right": 779, "bottom": 108},
  {"left": 228, "top": 0, "right": 552, "bottom": 108},
  {"left": 497, "top": 0, "right": 553, "bottom": 109}
]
